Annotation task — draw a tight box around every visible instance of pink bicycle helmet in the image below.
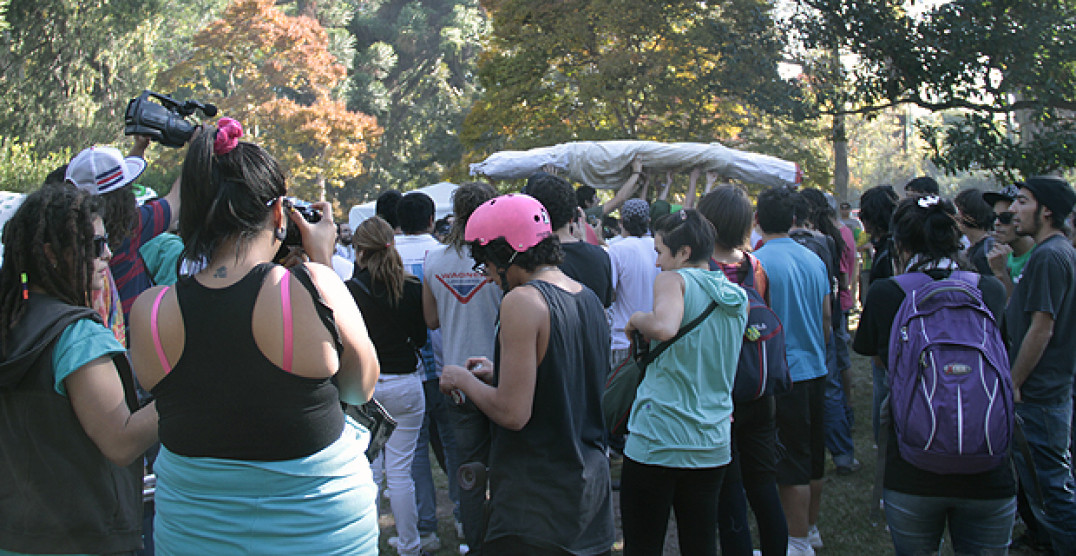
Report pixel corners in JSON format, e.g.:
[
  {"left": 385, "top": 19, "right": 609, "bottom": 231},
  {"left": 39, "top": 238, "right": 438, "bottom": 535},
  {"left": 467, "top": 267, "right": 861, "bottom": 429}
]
[{"left": 465, "top": 194, "right": 552, "bottom": 252}]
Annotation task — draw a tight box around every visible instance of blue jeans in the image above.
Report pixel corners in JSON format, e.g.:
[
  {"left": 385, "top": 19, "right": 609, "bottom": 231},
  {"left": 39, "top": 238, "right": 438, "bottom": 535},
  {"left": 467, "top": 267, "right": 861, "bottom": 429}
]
[
  {"left": 1013, "top": 401, "right": 1076, "bottom": 554},
  {"left": 824, "top": 320, "right": 855, "bottom": 466},
  {"left": 449, "top": 400, "right": 491, "bottom": 551},
  {"left": 883, "top": 489, "right": 1015, "bottom": 555},
  {"left": 413, "top": 378, "right": 460, "bottom": 532},
  {"left": 872, "top": 360, "right": 888, "bottom": 444}
]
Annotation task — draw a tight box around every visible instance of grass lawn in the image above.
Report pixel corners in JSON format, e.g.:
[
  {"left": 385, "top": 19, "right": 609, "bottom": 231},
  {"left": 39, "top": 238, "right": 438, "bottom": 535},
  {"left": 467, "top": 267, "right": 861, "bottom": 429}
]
[{"left": 377, "top": 321, "right": 1036, "bottom": 555}]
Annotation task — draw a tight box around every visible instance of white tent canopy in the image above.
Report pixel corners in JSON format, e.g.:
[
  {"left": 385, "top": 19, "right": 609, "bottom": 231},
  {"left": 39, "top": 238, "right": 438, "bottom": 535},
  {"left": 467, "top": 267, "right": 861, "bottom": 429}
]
[{"left": 348, "top": 182, "right": 458, "bottom": 231}]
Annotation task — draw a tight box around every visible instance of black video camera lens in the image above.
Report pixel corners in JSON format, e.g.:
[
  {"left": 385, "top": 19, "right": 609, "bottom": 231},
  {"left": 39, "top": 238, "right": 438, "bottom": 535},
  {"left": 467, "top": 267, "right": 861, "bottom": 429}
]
[{"left": 124, "top": 90, "right": 217, "bottom": 148}]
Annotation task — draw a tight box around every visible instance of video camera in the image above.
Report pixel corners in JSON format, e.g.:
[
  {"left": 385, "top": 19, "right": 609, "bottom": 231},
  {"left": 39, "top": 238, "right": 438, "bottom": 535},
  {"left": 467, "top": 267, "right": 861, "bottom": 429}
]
[{"left": 124, "top": 90, "right": 218, "bottom": 148}]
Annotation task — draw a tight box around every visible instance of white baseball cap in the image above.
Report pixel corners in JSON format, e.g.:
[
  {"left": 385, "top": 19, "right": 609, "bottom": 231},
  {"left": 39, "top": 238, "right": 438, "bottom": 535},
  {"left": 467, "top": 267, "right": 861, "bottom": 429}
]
[{"left": 64, "top": 146, "right": 146, "bottom": 195}]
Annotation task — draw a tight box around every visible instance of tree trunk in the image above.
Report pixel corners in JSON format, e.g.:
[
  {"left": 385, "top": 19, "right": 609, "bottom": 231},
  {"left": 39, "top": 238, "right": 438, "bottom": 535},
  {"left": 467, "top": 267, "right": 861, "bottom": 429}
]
[
  {"left": 831, "top": 47, "right": 849, "bottom": 201},
  {"left": 833, "top": 112, "right": 849, "bottom": 202}
]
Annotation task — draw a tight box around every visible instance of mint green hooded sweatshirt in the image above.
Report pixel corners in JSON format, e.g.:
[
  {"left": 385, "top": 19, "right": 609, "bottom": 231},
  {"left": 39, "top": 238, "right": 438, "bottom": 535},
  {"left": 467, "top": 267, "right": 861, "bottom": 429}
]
[{"left": 624, "top": 267, "right": 748, "bottom": 468}]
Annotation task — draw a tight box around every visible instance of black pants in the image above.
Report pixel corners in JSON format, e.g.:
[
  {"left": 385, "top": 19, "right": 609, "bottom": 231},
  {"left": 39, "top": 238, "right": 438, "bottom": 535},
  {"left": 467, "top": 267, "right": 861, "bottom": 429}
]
[{"left": 620, "top": 458, "right": 727, "bottom": 556}]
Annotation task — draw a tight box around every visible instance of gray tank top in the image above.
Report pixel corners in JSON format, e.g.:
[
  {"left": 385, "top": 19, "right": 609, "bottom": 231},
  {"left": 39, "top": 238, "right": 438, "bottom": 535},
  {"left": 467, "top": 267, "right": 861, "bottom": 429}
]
[{"left": 487, "top": 279, "right": 615, "bottom": 554}]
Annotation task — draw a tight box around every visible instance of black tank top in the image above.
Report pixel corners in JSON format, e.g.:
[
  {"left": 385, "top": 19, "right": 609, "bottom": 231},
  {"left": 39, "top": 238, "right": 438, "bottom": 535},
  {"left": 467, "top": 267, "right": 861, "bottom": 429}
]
[
  {"left": 152, "top": 263, "right": 345, "bottom": 461},
  {"left": 486, "top": 280, "right": 615, "bottom": 554}
]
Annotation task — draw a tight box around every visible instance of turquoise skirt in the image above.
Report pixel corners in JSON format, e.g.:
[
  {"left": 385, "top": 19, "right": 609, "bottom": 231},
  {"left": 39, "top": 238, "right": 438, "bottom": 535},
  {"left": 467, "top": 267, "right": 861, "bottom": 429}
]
[{"left": 154, "top": 417, "right": 379, "bottom": 555}]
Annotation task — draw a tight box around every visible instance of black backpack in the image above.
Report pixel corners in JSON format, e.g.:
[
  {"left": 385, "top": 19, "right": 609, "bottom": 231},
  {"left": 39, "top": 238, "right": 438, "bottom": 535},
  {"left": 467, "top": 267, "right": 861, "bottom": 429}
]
[{"left": 731, "top": 254, "right": 792, "bottom": 402}]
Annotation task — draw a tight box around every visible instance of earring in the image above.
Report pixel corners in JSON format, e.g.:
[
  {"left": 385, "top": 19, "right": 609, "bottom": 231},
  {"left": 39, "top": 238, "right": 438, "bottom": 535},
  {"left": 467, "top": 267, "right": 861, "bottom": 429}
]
[{"left": 274, "top": 227, "right": 287, "bottom": 241}]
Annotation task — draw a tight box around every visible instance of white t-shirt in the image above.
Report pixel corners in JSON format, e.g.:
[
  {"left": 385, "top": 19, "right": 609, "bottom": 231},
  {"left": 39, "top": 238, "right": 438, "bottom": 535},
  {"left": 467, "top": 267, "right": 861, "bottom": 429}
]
[
  {"left": 331, "top": 255, "right": 354, "bottom": 282},
  {"left": 395, "top": 233, "right": 441, "bottom": 277},
  {"left": 394, "top": 233, "right": 443, "bottom": 377},
  {"left": 424, "top": 244, "right": 502, "bottom": 368},
  {"left": 606, "top": 235, "right": 658, "bottom": 350}
]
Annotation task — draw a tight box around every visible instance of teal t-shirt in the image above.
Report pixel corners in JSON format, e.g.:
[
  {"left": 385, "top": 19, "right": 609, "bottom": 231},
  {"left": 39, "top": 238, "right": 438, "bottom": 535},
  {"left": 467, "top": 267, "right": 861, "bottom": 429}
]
[
  {"left": 624, "top": 267, "right": 748, "bottom": 468},
  {"left": 51, "top": 319, "right": 126, "bottom": 397},
  {"left": 754, "top": 238, "right": 829, "bottom": 382}
]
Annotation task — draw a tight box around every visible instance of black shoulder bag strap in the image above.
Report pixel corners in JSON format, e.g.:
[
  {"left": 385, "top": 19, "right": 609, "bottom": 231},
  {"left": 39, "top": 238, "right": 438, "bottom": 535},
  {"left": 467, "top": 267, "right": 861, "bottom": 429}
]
[
  {"left": 636, "top": 299, "right": 720, "bottom": 372},
  {"left": 289, "top": 264, "right": 342, "bottom": 353}
]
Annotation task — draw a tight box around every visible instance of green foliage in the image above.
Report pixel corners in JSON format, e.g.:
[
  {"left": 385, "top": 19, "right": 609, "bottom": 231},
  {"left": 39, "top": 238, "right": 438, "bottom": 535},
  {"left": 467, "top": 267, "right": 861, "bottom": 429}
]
[
  {"left": 0, "top": 0, "right": 171, "bottom": 154},
  {"left": 920, "top": 112, "right": 1076, "bottom": 183},
  {"left": 790, "top": 0, "right": 1076, "bottom": 178},
  {"left": 0, "top": 138, "right": 71, "bottom": 193},
  {"left": 461, "top": 0, "right": 816, "bottom": 194},
  {"left": 347, "top": 0, "right": 488, "bottom": 204}
]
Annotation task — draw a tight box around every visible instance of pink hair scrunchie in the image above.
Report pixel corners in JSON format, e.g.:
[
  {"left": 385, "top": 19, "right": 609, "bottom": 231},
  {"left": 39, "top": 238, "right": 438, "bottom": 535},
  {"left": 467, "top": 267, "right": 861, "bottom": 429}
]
[{"left": 213, "top": 117, "right": 244, "bottom": 155}]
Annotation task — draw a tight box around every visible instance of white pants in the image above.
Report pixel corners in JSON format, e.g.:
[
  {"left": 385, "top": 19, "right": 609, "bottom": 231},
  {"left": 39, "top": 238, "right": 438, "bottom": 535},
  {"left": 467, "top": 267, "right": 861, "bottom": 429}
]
[{"left": 371, "top": 372, "right": 426, "bottom": 556}]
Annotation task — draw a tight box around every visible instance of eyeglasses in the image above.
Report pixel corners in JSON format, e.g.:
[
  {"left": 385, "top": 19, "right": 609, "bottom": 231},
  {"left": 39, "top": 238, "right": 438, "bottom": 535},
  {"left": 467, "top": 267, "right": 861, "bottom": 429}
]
[
  {"left": 994, "top": 212, "right": 1015, "bottom": 225},
  {"left": 472, "top": 261, "right": 487, "bottom": 274},
  {"left": 92, "top": 234, "right": 110, "bottom": 258}
]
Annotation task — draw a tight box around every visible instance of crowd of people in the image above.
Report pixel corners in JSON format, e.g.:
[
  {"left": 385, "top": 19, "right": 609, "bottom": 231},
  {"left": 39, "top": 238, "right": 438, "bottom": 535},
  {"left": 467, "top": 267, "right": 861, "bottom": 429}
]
[{"left": 1, "top": 118, "right": 1075, "bottom": 556}]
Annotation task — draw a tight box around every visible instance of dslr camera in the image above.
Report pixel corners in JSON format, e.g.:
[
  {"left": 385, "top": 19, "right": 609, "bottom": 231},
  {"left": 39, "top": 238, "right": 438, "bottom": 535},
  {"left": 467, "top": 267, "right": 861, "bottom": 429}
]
[
  {"left": 125, "top": 90, "right": 218, "bottom": 148},
  {"left": 273, "top": 198, "right": 323, "bottom": 264},
  {"left": 282, "top": 198, "right": 322, "bottom": 247}
]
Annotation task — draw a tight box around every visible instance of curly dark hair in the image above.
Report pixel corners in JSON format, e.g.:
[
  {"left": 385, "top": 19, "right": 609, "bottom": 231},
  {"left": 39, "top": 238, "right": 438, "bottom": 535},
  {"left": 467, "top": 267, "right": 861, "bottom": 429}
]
[
  {"left": 99, "top": 186, "right": 137, "bottom": 251},
  {"left": 756, "top": 186, "right": 797, "bottom": 234},
  {"left": 524, "top": 173, "right": 576, "bottom": 230},
  {"left": 1, "top": 185, "right": 101, "bottom": 348},
  {"left": 470, "top": 235, "right": 563, "bottom": 273}
]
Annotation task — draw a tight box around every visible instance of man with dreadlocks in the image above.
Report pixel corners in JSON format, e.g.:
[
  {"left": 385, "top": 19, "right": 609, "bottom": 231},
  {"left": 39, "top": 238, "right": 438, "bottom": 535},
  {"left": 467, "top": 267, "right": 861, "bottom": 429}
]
[{"left": 0, "top": 185, "right": 159, "bottom": 555}]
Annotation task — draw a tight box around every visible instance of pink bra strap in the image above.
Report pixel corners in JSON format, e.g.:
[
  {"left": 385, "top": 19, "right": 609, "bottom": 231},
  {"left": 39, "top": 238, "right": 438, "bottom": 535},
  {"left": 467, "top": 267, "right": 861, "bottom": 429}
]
[
  {"left": 281, "top": 269, "right": 293, "bottom": 373},
  {"left": 151, "top": 287, "right": 172, "bottom": 374}
]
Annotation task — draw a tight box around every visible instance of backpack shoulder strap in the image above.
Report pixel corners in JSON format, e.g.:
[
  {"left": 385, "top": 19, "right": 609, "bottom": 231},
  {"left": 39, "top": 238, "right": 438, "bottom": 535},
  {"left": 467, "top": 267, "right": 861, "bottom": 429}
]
[
  {"left": 740, "top": 254, "right": 757, "bottom": 289},
  {"left": 891, "top": 272, "right": 933, "bottom": 296},
  {"left": 948, "top": 270, "right": 981, "bottom": 288}
]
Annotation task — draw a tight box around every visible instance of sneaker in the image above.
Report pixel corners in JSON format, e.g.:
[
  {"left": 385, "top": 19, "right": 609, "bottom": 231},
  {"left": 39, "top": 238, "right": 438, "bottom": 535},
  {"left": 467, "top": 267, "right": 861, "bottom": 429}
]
[
  {"left": 835, "top": 458, "right": 862, "bottom": 476},
  {"left": 788, "top": 536, "right": 816, "bottom": 556},
  {"left": 419, "top": 532, "right": 441, "bottom": 552},
  {"left": 387, "top": 532, "right": 441, "bottom": 552},
  {"left": 807, "top": 525, "right": 823, "bottom": 549}
]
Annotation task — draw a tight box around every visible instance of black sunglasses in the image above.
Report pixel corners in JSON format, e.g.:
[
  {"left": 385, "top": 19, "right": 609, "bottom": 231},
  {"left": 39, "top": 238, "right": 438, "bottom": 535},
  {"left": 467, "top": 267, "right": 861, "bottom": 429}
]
[
  {"left": 92, "top": 234, "right": 110, "bottom": 258},
  {"left": 994, "top": 212, "right": 1015, "bottom": 225}
]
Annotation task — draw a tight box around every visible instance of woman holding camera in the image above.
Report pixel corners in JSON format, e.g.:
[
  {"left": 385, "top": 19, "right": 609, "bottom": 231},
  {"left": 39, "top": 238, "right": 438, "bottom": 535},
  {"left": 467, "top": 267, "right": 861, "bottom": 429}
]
[
  {"left": 128, "top": 120, "right": 381, "bottom": 555},
  {"left": 0, "top": 185, "right": 158, "bottom": 555}
]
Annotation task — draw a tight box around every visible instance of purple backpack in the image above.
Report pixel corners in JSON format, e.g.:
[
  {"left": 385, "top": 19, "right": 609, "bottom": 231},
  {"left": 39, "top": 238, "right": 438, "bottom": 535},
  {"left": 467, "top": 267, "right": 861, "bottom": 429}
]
[{"left": 887, "top": 271, "right": 1013, "bottom": 474}]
